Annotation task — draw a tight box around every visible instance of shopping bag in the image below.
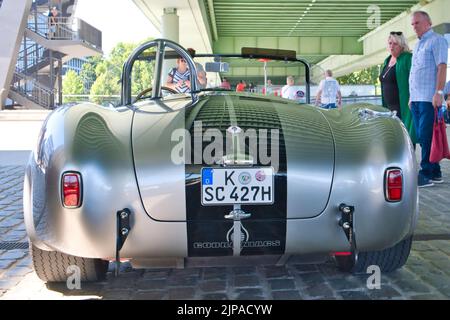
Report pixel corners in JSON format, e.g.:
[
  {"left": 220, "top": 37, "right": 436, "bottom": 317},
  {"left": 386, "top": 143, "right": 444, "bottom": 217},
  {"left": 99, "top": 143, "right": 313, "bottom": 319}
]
[{"left": 430, "top": 108, "right": 450, "bottom": 163}]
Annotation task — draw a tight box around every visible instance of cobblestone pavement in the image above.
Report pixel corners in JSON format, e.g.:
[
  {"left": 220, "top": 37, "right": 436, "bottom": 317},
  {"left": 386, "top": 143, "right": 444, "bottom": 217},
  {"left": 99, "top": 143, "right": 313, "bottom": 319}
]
[{"left": 0, "top": 159, "right": 449, "bottom": 300}]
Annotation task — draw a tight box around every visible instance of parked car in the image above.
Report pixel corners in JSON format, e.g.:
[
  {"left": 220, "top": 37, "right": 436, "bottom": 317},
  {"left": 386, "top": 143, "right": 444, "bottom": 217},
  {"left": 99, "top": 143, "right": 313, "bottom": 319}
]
[{"left": 24, "top": 39, "right": 418, "bottom": 282}]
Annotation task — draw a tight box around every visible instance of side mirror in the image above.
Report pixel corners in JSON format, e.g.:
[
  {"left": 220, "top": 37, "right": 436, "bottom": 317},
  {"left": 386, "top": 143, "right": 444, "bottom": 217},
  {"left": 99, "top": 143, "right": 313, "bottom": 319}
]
[{"left": 205, "top": 62, "right": 229, "bottom": 73}]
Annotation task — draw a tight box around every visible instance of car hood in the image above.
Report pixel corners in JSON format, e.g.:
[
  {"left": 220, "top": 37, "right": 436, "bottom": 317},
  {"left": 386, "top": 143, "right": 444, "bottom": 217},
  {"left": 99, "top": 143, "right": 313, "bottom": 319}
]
[{"left": 132, "top": 93, "right": 334, "bottom": 221}]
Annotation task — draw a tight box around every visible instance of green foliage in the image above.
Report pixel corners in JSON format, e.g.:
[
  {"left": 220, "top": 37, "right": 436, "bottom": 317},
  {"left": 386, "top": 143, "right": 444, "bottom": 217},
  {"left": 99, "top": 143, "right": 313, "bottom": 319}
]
[
  {"left": 62, "top": 70, "right": 84, "bottom": 103},
  {"left": 337, "top": 65, "right": 381, "bottom": 85},
  {"left": 131, "top": 59, "right": 154, "bottom": 95},
  {"left": 83, "top": 38, "right": 155, "bottom": 104},
  {"left": 89, "top": 73, "right": 121, "bottom": 104},
  {"left": 79, "top": 56, "right": 102, "bottom": 93}
]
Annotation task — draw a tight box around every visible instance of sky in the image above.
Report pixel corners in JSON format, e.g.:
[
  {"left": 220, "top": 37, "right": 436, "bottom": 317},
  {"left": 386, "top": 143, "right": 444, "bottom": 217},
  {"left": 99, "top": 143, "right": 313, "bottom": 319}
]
[{"left": 74, "top": 0, "right": 160, "bottom": 56}]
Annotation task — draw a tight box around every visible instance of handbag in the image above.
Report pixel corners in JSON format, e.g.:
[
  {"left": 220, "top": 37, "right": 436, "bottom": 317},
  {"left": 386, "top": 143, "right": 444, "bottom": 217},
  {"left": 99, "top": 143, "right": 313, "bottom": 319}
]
[{"left": 429, "top": 108, "right": 450, "bottom": 163}]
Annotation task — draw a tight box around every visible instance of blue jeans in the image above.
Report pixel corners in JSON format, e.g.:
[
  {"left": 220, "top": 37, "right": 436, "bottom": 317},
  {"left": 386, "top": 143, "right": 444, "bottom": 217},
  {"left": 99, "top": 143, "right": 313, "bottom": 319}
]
[
  {"left": 410, "top": 101, "right": 441, "bottom": 179},
  {"left": 321, "top": 103, "right": 336, "bottom": 109}
]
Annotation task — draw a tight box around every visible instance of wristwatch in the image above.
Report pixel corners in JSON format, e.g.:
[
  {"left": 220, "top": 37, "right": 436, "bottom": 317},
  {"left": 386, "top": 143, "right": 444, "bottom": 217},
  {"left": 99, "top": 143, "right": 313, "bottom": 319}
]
[{"left": 436, "top": 90, "right": 444, "bottom": 95}]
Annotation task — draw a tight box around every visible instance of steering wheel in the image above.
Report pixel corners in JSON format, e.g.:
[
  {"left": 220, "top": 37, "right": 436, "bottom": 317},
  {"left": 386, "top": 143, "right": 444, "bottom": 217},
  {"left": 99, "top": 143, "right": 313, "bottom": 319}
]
[{"left": 134, "top": 86, "right": 178, "bottom": 101}]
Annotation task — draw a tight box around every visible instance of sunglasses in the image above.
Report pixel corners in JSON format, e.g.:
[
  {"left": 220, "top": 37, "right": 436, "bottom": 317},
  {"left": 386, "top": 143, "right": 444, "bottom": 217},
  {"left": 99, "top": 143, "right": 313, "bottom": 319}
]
[{"left": 390, "top": 31, "right": 403, "bottom": 36}]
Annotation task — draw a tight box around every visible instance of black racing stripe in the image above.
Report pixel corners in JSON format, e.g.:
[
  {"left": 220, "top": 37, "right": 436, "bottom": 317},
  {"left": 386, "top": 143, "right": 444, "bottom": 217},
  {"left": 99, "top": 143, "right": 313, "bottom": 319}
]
[
  {"left": 185, "top": 95, "right": 287, "bottom": 257},
  {"left": 185, "top": 96, "right": 233, "bottom": 257},
  {"left": 234, "top": 98, "right": 287, "bottom": 256}
]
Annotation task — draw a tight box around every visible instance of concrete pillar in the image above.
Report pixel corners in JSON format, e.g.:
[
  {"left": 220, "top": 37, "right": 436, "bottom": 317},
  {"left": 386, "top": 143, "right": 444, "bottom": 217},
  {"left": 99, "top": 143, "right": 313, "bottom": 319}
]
[
  {"left": 161, "top": 8, "right": 179, "bottom": 86},
  {"left": 0, "top": 0, "right": 33, "bottom": 109},
  {"left": 161, "top": 7, "right": 179, "bottom": 43}
]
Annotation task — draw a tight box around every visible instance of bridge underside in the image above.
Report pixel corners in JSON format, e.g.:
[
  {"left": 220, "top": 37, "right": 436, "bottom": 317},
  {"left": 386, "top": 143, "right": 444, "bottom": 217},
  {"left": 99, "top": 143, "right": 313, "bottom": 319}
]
[{"left": 134, "top": 0, "right": 450, "bottom": 83}]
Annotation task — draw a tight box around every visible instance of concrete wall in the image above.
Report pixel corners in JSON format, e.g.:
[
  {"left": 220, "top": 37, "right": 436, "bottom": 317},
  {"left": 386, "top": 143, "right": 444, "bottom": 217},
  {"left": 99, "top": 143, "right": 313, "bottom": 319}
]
[{"left": 0, "top": 0, "right": 33, "bottom": 108}]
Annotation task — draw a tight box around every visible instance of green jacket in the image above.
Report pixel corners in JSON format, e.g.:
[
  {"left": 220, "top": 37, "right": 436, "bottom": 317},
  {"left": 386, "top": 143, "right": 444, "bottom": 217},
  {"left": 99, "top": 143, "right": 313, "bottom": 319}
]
[{"left": 381, "top": 52, "right": 417, "bottom": 144}]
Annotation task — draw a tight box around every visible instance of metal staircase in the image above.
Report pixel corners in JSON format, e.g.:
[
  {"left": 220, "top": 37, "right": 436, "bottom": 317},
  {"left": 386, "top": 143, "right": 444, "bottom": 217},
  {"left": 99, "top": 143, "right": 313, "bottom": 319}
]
[
  {"left": 9, "top": 33, "right": 63, "bottom": 109},
  {"left": 9, "top": 72, "right": 54, "bottom": 109},
  {"left": 9, "top": 39, "right": 60, "bottom": 109},
  {"left": 16, "top": 44, "right": 66, "bottom": 77},
  {"left": 3, "top": 0, "right": 102, "bottom": 110}
]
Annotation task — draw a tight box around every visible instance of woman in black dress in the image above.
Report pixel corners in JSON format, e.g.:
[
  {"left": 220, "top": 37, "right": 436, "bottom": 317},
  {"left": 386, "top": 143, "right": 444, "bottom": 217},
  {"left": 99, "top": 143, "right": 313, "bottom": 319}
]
[{"left": 380, "top": 32, "right": 417, "bottom": 144}]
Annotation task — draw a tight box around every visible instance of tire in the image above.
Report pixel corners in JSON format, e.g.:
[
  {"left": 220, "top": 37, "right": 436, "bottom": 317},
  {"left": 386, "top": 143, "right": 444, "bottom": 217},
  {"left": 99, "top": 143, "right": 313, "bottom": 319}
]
[
  {"left": 31, "top": 244, "right": 109, "bottom": 283},
  {"left": 335, "top": 235, "right": 413, "bottom": 274}
]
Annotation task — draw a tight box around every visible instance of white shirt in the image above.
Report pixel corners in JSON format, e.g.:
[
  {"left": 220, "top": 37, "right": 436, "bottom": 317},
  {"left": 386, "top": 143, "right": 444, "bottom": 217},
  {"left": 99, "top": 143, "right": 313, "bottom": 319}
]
[
  {"left": 318, "top": 77, "right": 340, "bottom": 104},
  {"left": 281, "top": 85, "right": 298, "bottom": 100}
]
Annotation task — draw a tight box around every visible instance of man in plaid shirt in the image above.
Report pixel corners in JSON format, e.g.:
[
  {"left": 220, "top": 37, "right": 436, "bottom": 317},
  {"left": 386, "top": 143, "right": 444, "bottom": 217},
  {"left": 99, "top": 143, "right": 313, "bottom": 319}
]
[{"left": 409, "top": 11, "right": 448, "bottom": 187}]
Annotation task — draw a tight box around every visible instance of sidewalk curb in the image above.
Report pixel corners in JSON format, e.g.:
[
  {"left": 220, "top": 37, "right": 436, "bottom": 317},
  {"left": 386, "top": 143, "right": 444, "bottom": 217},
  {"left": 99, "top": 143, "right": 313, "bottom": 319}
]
[{"left": 0, "top": 110, "right": 51, "bottom": 122}]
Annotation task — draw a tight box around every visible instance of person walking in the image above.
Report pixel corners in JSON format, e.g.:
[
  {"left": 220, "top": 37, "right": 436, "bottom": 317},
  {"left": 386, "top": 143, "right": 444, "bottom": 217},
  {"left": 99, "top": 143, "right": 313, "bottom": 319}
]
[
  {"left": 220, "top": 77, "right": 231, "bottom": 90},
  {"left": 47, "top": 6, "right": 59, "bottom": 39},
  {"left": 409, "top": 11, "right": 448, "bottom": 187},
  {"left": 281, "top": 76, "right": 298, "bottom": 100},
  {"left": 380, "top": 31, "right": 417, "bottom": 145},
  {"left": 315, "top": 70, "right": 342, "bottom": 109},
  {"left": 236, "top": 80, "right": 246, "bottom": 92},
  {"left": 263, "top": 79, "right": 274, "bottom": 95}
]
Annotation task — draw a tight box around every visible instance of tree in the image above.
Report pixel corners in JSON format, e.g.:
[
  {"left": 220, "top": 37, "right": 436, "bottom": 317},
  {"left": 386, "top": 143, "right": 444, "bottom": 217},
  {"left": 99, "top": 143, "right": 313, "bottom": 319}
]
[
  {"left": 62, "top": 70, "right": 84, "bottom": 103},
  {"left": 337, "top": 65, "right": 381, "bottom": 85},
  {"left": 88, "top": 39, "right": 155, "bottom": 104},
  {"left": 131, "top": 59, "right": 154, "bottom": 95},
  {"left": 79, "top": 56, "right": 102, "bottom": 93},
  {"left": 89, "top": 73, "right": 120, "bottom": 105}
]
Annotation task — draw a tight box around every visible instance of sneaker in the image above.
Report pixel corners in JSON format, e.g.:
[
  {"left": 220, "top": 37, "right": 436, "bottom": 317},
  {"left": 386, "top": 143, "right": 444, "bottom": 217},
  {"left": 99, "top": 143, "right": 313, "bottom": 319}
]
[
  {"left": 431, "top": 176, "right": 444, "bottom": 184},
  {"left": 418, "top": 175, "right": 434, "bottom": 188}
]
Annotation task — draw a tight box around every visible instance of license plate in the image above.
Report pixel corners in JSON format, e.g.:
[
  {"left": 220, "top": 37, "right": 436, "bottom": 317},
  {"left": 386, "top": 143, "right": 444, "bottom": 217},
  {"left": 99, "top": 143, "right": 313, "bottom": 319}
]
[{"left": 201, "top": 167, "right": 274, "bottom": 205}]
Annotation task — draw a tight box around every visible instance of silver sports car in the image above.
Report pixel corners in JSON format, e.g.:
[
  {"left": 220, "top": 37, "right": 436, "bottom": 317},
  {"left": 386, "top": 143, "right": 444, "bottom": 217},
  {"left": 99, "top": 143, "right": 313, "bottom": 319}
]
[{"left": 23, "top": 39, "right": 418, "bottom": 283}]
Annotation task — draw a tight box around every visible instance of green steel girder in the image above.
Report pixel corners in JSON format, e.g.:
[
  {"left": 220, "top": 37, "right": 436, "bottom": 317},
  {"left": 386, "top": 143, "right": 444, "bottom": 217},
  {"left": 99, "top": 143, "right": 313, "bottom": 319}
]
[
  {"left": 199, "top": 0, "right": 422, "bottom": 75},
  {"left": 213, "top": 36, "right": 363, "bottom": 55},
  {"left": 203, "top": 0, "right": 419, "bottom": 38}
]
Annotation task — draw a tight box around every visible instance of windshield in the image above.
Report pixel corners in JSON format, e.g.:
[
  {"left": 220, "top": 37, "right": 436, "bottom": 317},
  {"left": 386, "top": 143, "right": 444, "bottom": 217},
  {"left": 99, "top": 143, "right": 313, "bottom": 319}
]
[{"left": 195, "top": 55, "right": 309, "bottom": 103}]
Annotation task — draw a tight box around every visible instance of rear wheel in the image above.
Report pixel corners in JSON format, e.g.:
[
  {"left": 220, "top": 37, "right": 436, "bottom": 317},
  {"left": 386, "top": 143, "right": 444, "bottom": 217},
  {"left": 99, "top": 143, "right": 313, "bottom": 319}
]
[
  {"left": 31, "top": 244, "right": 109, "bottom": 282},
  {"left": 335, "top": 236, "right": 413, "bottom": 273}
]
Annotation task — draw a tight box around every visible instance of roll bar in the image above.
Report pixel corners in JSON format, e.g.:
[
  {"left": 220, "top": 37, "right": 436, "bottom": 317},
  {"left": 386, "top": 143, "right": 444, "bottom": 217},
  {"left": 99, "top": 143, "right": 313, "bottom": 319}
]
[{"left": 120, "top": 39, "right": 198, "bottom": 106}]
